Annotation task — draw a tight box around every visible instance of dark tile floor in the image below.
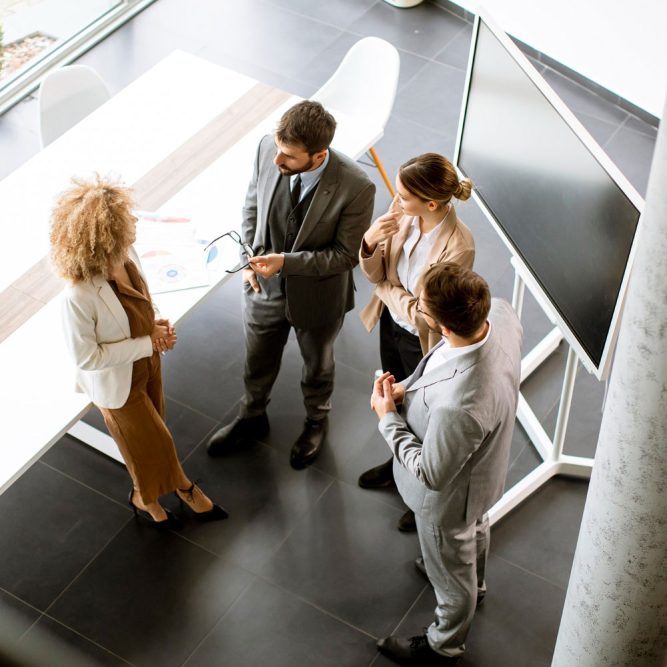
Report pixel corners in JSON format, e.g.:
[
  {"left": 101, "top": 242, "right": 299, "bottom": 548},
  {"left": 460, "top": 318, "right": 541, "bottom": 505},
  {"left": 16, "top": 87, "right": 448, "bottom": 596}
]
[{"left": 0, "top": 1, "right": 658, "bottom": 665}]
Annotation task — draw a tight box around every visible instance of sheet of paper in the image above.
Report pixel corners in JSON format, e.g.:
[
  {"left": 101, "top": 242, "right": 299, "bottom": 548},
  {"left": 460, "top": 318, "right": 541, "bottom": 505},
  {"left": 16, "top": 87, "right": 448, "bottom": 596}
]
[{"left": 133, "top": 213, "right": 213, "bottom": 294}]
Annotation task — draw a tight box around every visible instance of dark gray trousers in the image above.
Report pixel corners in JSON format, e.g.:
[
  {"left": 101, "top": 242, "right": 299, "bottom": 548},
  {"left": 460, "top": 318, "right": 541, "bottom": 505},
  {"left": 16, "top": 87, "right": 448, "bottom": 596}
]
[{"left": 241, "top": 284, "right": 343, "bottom": 420}]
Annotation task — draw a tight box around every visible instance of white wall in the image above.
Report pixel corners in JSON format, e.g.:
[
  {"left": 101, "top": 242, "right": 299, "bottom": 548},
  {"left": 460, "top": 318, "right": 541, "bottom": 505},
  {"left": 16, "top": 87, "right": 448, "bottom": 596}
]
[{"left": 455, "top": 0, "right": 667, "bottom": 119}]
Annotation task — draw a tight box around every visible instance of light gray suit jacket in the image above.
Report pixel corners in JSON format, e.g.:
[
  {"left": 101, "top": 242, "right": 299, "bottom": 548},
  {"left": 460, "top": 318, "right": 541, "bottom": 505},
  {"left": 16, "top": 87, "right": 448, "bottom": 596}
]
[
  {"left": 241, "top": 134, "right": 375, "bottom": 329},
  {"left": 379, "top": 299, "right": 523, "bottom": 526}
]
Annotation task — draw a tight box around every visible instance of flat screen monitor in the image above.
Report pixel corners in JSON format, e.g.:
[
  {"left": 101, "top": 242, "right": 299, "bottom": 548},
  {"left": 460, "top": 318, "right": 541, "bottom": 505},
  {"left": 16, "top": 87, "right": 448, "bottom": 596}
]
[{"left": 454, "top": 14, "right": 643, "bottom": 379}]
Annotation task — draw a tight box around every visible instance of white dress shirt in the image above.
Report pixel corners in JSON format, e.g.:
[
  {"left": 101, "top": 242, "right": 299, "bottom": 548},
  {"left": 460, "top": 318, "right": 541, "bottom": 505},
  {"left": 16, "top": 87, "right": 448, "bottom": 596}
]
[
  {"left": 391, "top": 213, "right": 446, "bottom": 335},
  {"left": 423, "top": 321, "right": 492, "bottom": 376},
  {"left": 290, "top": 150, "right": 330, "bottom": 202}
]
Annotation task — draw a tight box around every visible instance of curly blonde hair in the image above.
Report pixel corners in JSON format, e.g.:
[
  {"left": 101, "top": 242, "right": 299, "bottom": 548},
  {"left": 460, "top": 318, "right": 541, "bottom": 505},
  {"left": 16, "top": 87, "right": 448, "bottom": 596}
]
[{"left": 50, "top": 175, "right": 136, "bottom": 283}]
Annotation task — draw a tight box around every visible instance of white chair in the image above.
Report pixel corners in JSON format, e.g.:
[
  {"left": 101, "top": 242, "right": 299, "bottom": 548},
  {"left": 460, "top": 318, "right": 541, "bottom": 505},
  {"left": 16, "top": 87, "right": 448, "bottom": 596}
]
[
  {"left": 38, "top": 65, "right": 111, "bottom": 147},
  {"left": 312, "top": 37, "right": 400, "bottom": 196}
]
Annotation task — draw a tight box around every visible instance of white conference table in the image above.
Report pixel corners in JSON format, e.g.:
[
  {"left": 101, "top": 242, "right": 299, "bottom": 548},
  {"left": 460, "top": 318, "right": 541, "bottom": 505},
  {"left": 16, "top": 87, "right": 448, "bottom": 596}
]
[{"left": 0, "top": 49, "right": 383, "bottom": 492}]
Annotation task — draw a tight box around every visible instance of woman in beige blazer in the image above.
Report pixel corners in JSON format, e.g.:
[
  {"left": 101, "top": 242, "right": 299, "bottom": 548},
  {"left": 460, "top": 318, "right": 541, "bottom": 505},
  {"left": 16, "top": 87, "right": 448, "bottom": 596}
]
[
  {"left": 358, "top": 153, "right": 475, "bottom": 531},
  {"left": 51, "top": 176, "right": 227, "bottom": 529}
]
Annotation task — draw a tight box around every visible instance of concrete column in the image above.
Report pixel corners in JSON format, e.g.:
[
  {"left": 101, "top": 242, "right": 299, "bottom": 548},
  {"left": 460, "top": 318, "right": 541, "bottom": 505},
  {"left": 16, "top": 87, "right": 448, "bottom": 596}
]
[{"left": 552, "top": 100, "right": 667, "bottom": 665}]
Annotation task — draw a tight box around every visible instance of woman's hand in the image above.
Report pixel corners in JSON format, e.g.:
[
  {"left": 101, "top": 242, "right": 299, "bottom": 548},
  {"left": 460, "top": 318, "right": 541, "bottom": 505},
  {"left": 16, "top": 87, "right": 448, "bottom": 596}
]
[
  {"left": 161, "top": 333, "right": 178, "bottom": 351},
  {"left": 362, "top": 195, "right": 401, "bottom": 253},
  {"left": 151, "top": 320, "right": 177, "bottom": 353},
  {"left": 155, "top": 318, "right": 175, "bottom": 336}
]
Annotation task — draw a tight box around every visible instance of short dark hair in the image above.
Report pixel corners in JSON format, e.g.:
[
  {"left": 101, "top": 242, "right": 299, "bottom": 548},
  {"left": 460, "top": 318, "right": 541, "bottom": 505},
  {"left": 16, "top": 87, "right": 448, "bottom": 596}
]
[
  {"left": 275, "top": 101, "right": 336, "bottom": 154},
  {"left": 422, "top": 263, "right": 491, "bottom": 337}
]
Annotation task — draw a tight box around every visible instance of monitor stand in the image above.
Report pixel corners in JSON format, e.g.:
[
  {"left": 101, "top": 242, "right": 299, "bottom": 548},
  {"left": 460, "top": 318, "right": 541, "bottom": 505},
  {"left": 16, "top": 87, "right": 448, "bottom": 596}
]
[{"left": 488, "top": 257, "right": 594, "bottom": 526}]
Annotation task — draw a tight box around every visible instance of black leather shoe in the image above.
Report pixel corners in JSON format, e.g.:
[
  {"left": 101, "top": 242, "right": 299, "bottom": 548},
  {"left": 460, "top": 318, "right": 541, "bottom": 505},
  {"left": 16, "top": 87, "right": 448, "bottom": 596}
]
[
  {"left": 358, "top": 457, "right": 395, "bottom": 489},
  {"left": 290, "top": 417, "right": 327, "bottom": 469},
  {"left": 414, "top": 557, "right": 485, "bottom": 606},
  {"left": 397, "top": 508, "right": 417, "bottom": 532},
  {"left": 207, "top": 413, "right": 269, "bottom": 456},
  {"left": 376, "top": 634, "right": 458, "bottom": 665}
]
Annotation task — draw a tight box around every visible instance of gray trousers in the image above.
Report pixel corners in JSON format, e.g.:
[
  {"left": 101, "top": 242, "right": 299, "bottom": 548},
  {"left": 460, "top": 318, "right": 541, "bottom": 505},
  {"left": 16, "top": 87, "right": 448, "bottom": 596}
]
[
  {"left": 241, "top": 283, "right": 343, "bottom": 420},
  {"left": 415, "top": 513, "right": 490, "bottom": 658}
]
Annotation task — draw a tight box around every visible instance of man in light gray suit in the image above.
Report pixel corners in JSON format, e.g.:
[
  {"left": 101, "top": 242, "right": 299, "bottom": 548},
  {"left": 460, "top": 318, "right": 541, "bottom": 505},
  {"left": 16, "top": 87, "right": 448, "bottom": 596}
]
[
  {"left": 207, "top": 101, "right": 375, "bottom": 468},
  {"left": 372, "top": 263, "right": 522, "bottom": 665}
]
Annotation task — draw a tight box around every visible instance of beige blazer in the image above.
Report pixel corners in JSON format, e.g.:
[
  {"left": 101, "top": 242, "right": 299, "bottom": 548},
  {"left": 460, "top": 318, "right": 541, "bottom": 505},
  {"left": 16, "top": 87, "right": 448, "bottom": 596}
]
[
  {"left": 60, "top": 247, "right": 154, "bottom": 409},
  {"left": 359, "top": 205, "right": 475, "bottom": 354}
]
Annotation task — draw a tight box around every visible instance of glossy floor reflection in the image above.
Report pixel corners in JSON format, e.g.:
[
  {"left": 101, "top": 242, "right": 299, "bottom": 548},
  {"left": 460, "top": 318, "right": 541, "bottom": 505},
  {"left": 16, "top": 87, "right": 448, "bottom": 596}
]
[{"left": 0, "top": 1, "right": 658, "bottom": 665}]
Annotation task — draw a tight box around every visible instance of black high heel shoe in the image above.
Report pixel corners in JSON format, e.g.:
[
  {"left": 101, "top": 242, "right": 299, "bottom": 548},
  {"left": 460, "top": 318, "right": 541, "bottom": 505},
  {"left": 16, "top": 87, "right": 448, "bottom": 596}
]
[
  {"left": 128, "top": 489, "right": 181, "bottom": 530},
  {"left": 175, "top": 482, "right": 229, "bottom": 522}
]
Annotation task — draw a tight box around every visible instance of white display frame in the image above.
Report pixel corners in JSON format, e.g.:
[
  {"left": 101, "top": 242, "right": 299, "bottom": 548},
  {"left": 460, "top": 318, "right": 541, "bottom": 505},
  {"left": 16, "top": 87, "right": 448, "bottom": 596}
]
[
  {"left": 453, "top": 11, "right": 645, "bottom": 523},
  {"left": 453, "top": 11, "right": 644, "bottom": 381}
]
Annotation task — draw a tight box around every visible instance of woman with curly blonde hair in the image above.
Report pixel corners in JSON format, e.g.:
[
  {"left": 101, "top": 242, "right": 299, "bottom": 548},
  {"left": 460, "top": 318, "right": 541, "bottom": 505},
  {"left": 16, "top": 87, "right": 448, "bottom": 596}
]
[{"left": 51, "top": 175, "right": 227, "bottom": 528}]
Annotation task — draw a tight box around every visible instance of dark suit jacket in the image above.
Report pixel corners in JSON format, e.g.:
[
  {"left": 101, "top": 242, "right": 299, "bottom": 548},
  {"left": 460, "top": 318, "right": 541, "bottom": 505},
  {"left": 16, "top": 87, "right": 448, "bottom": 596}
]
[{"left": 241, "top": 134, "right": 376, "bottom": 329}]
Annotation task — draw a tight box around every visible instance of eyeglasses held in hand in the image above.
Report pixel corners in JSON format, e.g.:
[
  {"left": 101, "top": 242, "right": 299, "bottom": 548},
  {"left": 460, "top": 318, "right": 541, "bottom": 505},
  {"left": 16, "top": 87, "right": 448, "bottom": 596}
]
[{"left": 204, "top": 230, "right": 265, "bottom": 273}]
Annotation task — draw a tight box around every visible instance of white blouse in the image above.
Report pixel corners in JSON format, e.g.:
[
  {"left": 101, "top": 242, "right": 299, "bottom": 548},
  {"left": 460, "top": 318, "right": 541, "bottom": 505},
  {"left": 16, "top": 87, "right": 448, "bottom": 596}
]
[{"left": 390, "top": 213, "right": 446, "bottom": 335}]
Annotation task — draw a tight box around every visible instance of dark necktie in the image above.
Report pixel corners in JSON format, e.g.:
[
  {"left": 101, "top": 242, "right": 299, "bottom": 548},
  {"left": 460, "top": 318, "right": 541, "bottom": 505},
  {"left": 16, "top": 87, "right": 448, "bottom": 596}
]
[{"left": 291, "top": 175, "right": 302, "bottom": 208}]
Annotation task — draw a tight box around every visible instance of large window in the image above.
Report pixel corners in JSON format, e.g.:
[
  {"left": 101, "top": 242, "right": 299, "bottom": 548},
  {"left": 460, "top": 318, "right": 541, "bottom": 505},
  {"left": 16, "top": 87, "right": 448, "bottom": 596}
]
[{"left": 0, "top": 0, "right": 154, "bottom": 114}]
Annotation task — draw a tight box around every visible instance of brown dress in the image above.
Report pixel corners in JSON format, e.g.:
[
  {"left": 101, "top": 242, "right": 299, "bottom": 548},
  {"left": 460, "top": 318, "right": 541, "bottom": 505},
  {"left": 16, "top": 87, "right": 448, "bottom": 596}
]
[{"left": 99, "top": 260, "right": 185, "bottom": 504}]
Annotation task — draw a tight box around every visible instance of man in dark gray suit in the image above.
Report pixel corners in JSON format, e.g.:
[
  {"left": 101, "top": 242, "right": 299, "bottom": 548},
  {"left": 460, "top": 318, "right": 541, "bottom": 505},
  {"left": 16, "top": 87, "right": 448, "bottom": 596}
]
[
  {"left": 207, "top": 101, "right": 375, "bottom": 468},
  {"left": 372, "top": 263, "right": 522, "bottom": 665}
]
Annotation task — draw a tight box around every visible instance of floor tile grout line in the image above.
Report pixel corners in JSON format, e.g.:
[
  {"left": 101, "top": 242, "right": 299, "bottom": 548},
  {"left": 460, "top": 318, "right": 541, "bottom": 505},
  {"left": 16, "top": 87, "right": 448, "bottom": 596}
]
[
  {"left": 388, "top": 110, "right": 462, "bottom": 140},
  {"left": 261, "top": 0, "right": 382, "bottom": 36},
  {"left": 41, "top": 517, "right": 133, "bottom": 616},
  {"left": 430, "top": 0, "right": 475, "bottom": 25},
  {"left": 171, "top": 471, "right": 426, "bottom": 644},
  {"left": 38, "top": 460, "right": 132, "bottom": 513},
  {"left": 180, "top": 560, "right": 388, "bottom": 661},
  {"left": 178, "top": 419, "right": 227, "bottom": 466},
  {"left": 541, "top": 65, "right": 633, "bottom": 128},
  {"left": 181, "top": 571, "right": 382, "bottom": 666},
  {"left": 256, "top": 573, "right": 380, "bottom": 639},
  {"left": 251, "top": 474, "right": 338, "bottom": 567},
  {"left": 0, "top": 585, "right": 48, "bottom": 642},
  {"left": 27, "top": 612, "right": 136, "bottom": 666},
  {"left": 165, "top": 468, "right": 337, "bottom": 567},
  {"left": 162, "top": 391, "right": 232, "bottom": 423},
  {"left": 389, "top": 582, "right": 431, "bottom": 635},
  {"left": 493, "top": 552, "right": 569, "bottom": 592},
  {"left": 508, "top": 439, "right": 530, "bottom": 470},
  {"left": 164, "top": 473, "right": 383, "bottom": 609},
  {"left": 429, "top": 20, "right": 473, "bottom": 64},
  {"left": 323, "top": 473, "right": 407, "bottom": 515},
  {"left": 601, "top": 113, "right": 631, "bottom": 151},
  {"left": 0, "top": 585, "right": 47, "bottom": 617},
  {"left": 345, "top": 25, "right": 472, "bottom": 73},
  {"left": 179, "top": 575, "right": 258, "bottom": 666},
  {"left": 17, "top": 614, "right": 45, "bottom": 643},
  {"left": 168, "top": 397, "right": 243, "bottom": 466}
]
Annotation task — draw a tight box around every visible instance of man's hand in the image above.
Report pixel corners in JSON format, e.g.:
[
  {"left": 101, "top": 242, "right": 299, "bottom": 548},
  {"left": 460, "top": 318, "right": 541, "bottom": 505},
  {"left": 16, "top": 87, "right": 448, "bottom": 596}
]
[
  {"left": 242, "top": 267, "right": 260, "bottom": 293},
  {"left": 249, "top": 254, "right": 285, "bottom": 279},
  {"left": 371, "top": 371, "right": 405, "bottom": 419}
]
